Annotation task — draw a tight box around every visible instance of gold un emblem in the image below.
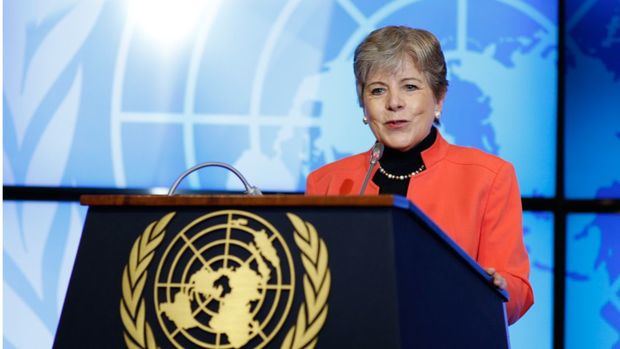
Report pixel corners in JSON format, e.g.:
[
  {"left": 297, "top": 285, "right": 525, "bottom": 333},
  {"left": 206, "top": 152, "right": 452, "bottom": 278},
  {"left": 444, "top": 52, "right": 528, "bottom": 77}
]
[{"left": 120, "top": 210, "right": 331, "bottom": 349}]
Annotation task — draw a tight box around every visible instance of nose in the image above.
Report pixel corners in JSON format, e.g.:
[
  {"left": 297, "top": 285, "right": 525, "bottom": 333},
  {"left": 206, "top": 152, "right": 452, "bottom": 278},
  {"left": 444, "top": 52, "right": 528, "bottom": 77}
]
[{"left": 386, "top": 91, "right": 405, "bottom": 111}]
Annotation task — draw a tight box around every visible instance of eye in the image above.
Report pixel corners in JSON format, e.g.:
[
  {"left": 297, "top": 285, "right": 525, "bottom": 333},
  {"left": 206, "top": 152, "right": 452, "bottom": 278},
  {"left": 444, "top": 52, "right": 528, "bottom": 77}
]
[
  {"left": 405, "top": 84, "right": 418, "bottom": 91},
  {"left": 370, "top": 87, "right": 386, "bottom": 95}
]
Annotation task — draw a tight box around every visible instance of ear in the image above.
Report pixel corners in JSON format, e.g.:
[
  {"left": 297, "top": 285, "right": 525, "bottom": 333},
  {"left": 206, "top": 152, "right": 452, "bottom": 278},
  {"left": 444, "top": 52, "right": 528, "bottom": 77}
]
[
  {"left": 435, "top": 96, "right": 446, "bottom": 119},
  {"left": 361, "top": 102, "right": 370, "bottom": 122}
]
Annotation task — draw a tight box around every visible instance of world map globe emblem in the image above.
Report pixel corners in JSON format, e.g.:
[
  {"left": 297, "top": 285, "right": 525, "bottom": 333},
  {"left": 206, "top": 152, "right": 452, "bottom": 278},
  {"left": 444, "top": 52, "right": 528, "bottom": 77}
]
[{"left": 153, "top": 210, "right": 295, "bottom": 348}]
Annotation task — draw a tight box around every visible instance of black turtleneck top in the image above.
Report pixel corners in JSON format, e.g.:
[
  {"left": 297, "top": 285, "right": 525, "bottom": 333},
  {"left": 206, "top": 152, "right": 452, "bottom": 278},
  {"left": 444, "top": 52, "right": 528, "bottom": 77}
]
[{"left": 372, "top": 127, "right": 437, "bottom": 196}]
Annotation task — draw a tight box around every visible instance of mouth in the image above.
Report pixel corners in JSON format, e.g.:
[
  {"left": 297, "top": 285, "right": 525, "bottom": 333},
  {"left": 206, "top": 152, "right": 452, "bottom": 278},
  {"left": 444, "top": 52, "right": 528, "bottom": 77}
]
[{"left": 384, "top": 120, "right": 409, "bottom": 128}]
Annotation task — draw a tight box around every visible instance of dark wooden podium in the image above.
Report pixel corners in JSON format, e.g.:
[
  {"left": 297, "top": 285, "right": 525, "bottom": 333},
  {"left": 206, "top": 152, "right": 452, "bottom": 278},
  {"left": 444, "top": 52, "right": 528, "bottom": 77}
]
[{"left": 54, "top": 195, "right": 509, "bottom": 349}]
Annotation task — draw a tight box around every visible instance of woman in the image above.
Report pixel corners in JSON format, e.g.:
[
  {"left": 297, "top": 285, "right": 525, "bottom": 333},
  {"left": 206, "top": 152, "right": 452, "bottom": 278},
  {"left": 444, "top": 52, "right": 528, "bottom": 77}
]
[{"left": 306, "top": 26, "right": 533, "bottom": 324}]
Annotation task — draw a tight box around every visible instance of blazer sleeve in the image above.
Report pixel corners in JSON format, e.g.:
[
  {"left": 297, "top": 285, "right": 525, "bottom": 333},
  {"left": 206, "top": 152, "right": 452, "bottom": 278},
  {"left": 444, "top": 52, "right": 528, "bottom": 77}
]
[
  {"left": 305, "top": 171, "right": 321, "bottom": 195},
  {"left": 477, "top": 162, "right": 534, "bottom": 325}
]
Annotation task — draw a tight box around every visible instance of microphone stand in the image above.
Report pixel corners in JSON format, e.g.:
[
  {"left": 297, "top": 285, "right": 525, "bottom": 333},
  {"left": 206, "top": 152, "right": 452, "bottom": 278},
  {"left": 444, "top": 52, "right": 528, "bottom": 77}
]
[{"left": 359, "top": 142, "right": 384, "bottom": 195}]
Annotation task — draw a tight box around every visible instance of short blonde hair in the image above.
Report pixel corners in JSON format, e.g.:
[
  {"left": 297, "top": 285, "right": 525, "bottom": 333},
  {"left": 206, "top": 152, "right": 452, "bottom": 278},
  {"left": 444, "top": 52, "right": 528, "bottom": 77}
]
[{"left": 353, "top": 26, "right": 448, "bottom": 106}]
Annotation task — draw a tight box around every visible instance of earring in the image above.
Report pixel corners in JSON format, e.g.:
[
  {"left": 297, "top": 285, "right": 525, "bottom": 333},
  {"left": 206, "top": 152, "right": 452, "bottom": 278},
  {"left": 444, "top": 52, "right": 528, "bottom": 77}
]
[
  {"left": 362, "top": 117, "right": 368, "bottom": 125},
  {"left": 434, "top": 108, "right": 440, "bottom": 118}
]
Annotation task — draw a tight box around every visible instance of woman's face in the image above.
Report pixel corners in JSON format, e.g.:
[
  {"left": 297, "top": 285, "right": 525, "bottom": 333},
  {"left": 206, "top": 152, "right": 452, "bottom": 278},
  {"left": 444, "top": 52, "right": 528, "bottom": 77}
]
[{"left": 362, "top": 58, "right": 444, "bottom": 152}]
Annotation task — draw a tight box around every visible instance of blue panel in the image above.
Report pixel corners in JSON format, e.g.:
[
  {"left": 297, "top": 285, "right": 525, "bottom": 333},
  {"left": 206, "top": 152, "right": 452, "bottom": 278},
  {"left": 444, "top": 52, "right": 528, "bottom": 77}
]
[
  {"left": 565, "top": 0, "right": 620, "bottom": 199},
  {"left": 454, "top": 0, "right": 558, "bottom": 197},
  {"left": 566, "top": 213, "right": 620, "bottom": 349},
  {"left": 193, "top": 1, "right": 284, "bottom": 115},
  {"left": 3, "top": 201, "right": 87, "bottom": 348},
  {"left": 193, "top": 124, "right": 250, "bottom": 191},
  {"left": 509, "top": 211, "right": 554, "bottom": 349},
  {"left": 122, "top": 35, "right": 192, "bottom": 113},
  {"left": 4, "top": 0, "right": 557, "bottom": 195},
  {"left": 121, "top": 122, "right": 187, "bottom": 188}
]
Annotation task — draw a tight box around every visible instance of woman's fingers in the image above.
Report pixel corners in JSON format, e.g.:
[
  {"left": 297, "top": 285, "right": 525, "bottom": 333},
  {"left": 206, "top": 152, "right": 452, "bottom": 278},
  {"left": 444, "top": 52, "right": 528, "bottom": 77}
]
[{"left": 485, "top": 267, "right": 507, "bottom": 289}]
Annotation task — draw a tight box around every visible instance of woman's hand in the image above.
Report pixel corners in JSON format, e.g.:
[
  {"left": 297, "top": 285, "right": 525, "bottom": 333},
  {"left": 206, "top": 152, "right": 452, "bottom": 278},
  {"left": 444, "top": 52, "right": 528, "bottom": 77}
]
[{"left": 485, "top": 267, "right": 508, "bottom": 290}]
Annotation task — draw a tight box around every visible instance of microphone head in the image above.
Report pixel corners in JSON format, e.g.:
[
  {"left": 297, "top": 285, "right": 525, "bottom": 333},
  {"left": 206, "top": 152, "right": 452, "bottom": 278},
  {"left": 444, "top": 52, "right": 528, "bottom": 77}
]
[{"left": 371, "top": 142, "right": 384, "bottom": 164}]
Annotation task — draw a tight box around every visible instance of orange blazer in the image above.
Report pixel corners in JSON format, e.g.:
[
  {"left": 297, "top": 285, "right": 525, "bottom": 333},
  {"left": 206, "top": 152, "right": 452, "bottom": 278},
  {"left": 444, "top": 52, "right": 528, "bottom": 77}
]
[{"left": 306, "top": 131, "right": 533, "bottom": 324}]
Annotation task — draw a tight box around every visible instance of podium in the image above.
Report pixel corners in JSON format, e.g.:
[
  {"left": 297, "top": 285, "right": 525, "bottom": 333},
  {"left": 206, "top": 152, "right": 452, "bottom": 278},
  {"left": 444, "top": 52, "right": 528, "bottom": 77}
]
[{"left": 54, "top": 195, "right": 509, "bottom": 349}]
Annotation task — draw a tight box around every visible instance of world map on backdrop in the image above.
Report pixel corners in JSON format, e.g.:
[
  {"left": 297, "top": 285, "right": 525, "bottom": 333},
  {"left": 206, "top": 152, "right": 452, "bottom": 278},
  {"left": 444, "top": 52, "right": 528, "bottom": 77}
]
[
  {"left": 4, "top": 0, "right": 558, "bottom": 196},
  {"left": 564, "top": 0, "right": 620, "bottom": 347},
  {"left": 110, "top": 0, "right": 558, "bottom": 196},
  {"left": 565, "top": 0, "right": 620, "bottom": 199}
]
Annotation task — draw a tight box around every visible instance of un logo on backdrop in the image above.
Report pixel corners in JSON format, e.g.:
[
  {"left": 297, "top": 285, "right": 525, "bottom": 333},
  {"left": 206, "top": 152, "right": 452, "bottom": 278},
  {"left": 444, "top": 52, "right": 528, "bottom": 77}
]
[{"left": 111, "top": 0, "right": 556, "bottom": 197}]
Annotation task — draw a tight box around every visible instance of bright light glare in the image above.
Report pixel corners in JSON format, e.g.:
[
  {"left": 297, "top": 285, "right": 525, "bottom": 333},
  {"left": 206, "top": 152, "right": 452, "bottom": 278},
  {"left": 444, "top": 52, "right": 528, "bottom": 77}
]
[{"left": 128, "top": 0, "right": 217, "bottom": 43}]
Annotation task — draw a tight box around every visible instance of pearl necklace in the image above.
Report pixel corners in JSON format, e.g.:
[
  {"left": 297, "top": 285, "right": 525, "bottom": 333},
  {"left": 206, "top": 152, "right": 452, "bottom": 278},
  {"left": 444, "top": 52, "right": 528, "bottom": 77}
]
[{"left": 379, "top": 164, "right": 426, "bottom": 180}]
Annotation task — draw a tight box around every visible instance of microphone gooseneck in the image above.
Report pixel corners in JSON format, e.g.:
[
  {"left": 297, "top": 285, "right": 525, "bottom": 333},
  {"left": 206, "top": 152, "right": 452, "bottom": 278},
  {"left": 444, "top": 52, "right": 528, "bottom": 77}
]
[
  {"left": 168, "top": 162, "right": 262, "bottom": 196},
  {"left": 359, "top": 142, "right": 384, "bottom": 195}
]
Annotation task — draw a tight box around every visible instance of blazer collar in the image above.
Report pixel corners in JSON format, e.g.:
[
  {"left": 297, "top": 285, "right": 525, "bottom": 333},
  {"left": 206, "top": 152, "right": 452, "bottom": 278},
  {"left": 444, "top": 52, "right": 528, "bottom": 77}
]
[{"left": 421, "top": 129, "right": 449, "bottom": 169}]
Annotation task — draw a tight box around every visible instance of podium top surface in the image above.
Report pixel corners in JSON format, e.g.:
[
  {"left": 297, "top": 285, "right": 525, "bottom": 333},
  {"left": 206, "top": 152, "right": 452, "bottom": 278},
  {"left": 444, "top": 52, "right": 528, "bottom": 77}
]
[{"left": 80, "top": 194, "right": 411, "bottom": 208}]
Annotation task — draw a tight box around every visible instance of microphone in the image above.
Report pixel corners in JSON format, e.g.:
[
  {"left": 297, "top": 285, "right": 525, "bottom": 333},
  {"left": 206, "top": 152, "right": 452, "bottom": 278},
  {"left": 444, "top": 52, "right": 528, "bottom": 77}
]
[
  {"left": 359, "top": 142, "right": 384, "bottom": 195},
  {"left": 168, "top": 162, "right": 262, "bottom": 196}
]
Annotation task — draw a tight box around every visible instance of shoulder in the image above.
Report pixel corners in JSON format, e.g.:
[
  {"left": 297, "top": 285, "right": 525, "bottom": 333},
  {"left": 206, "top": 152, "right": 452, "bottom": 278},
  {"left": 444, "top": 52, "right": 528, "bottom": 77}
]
[
  {"left": 306, "top": 152, "right": 368, "bottom": 194},
  {"left": 308, "top": 152, "right": 368, "bottom": 182},
  {"left": 443, "top": 143, "right": 514, "bottom": 176}
]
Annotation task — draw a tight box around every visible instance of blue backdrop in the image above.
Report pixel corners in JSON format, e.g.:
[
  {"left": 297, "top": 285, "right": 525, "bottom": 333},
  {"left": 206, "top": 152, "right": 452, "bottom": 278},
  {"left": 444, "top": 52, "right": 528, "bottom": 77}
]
[
  {"left": 3, "top": 0, "right": 619, "bottom": 348},
  {"left": 4, "top": 0, "right": 558, "bottom": 195},
  {"left": 563, "top": 1, "right": 620, "bottom": 346},
  {"left": 565, "top": 0, "right": 620, "bottom": 199}
]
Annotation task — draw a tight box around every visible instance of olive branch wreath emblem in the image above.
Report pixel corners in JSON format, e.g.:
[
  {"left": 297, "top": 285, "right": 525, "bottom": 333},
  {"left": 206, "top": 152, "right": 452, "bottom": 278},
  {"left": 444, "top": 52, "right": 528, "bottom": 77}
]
[
  {"left": 120, "top": 212, "right": 330, "bottom": 349},
  {"left": 120, "top": 212, "right": 174, "bottom": 349}
]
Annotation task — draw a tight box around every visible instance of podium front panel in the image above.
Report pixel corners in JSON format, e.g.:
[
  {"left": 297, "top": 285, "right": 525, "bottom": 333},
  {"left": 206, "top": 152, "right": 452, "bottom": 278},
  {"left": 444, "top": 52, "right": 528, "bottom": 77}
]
[{"left": 54, "top": 197, "right": 508, "bottom": 349}]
